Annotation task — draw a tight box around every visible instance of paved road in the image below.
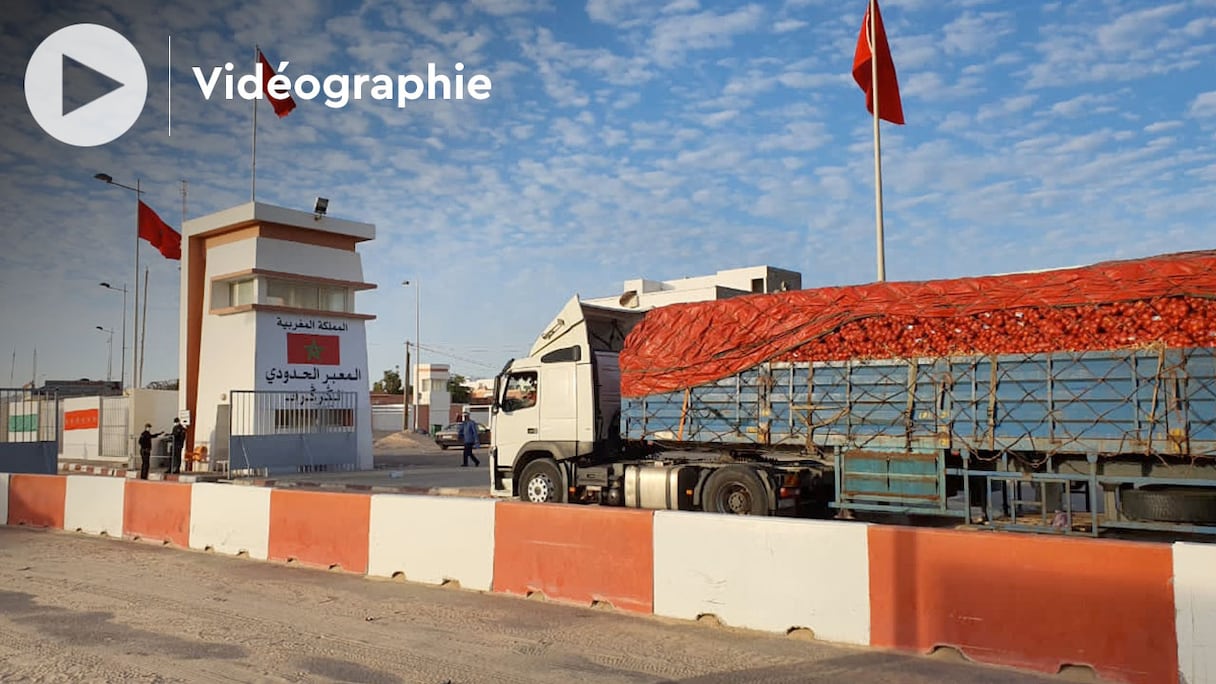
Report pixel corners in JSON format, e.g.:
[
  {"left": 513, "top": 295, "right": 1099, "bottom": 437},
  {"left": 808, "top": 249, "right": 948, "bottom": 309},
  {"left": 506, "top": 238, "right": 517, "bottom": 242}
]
[
  {"left": 230, "top": 432, "right": 493, "bottom": 493},
  {"left": 0, "top": 527, "right": 1057, "bottom": 683}
]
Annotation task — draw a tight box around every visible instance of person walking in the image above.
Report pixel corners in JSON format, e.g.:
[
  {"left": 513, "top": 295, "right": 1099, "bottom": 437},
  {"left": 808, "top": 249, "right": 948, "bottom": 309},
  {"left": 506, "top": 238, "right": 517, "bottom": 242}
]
[
  {"left": 137, "top": 423, "right": 163, "bottom": 480},
  {"left": 459, "top": 412, "right": 481, "bottom": 467},
  {"left": 168, "top": 418, "right": 187, "bottom": 474}
]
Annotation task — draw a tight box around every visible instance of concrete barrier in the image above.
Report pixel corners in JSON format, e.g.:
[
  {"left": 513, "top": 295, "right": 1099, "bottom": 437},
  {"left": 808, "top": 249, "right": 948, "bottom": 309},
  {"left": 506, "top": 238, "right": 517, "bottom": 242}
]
[
  {"left": 493, "top": 502, "right": 653, "bottom": 613},
  {"left": 7, "top": 473, "right": 66, "bottom": 528},
  {"left": 1175, "top": 542, "right": 1216, "bottom": 684},
  {"left": 188, "top": 483, "right": 271, "bottom": 559},
  {"left": 653, "top": 511, "right": 871, "bottom": 645},
  {"left": 64, "top": 475, "right": 125, "bottom": 536},
  {"left": 268, "top": 489, "right": 370, "bottom": 573},
  {"left": 0, "top": 472, "right": 8, "bottom": 525},
  {"left": 367, "top": 494, "right": 494, "bottom": 590},
  {"left": 124, "top": 480, "right": 192, "bottom": 546},
  {"left": 868, "top": 526, "right": 1177, "bottom": 684}
]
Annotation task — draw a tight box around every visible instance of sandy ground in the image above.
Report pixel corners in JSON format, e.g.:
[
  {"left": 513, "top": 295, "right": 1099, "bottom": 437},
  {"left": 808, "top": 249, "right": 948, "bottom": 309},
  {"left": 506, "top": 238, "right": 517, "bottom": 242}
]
[{"left": 0, "top": 527, "right": 1059, "bottom": 684}]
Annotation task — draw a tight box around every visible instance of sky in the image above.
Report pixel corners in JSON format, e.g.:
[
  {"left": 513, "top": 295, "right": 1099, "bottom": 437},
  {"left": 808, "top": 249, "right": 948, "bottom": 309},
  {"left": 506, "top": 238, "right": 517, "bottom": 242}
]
[{"left": 0, "top": 0, "right": 1213, "bottom": 390}]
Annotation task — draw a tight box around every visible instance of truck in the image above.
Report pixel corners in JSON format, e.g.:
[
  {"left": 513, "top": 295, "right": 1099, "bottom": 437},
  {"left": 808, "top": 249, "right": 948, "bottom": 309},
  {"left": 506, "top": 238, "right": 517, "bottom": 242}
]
[{"left": 488, "top": 250, "right": 1216, "bottom": 536}]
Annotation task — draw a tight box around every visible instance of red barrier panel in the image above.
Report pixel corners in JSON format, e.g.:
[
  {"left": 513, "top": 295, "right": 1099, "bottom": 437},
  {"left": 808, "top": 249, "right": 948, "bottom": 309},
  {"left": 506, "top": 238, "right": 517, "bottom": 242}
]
[
  {"left": 868, "top": 526, "right": 1176, "bottom": 684},
  {"left": 7, "top": 474, "right": 66, "bottom": 528},
  {"left": 267, "top": 489, "right": 370, "bottom": 573},
  {"left": 123, "top": 480, "right": 191, "bottom": 546},
  {"left": 493, "top": 502, "right": 653, "bottom": 613}
]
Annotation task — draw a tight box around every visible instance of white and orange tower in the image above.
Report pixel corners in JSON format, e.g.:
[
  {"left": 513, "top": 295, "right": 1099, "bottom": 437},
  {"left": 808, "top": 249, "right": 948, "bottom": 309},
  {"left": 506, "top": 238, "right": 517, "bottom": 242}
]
[{"left": 178, "top": 202, "right": 377, "bottom": 469}]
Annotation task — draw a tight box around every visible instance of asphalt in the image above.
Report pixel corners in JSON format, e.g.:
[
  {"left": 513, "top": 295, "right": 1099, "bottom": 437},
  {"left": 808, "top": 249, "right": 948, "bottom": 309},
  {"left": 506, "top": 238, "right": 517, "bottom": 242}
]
[{"left": 227, "top": 430, "right": 495, "bottom": 495}]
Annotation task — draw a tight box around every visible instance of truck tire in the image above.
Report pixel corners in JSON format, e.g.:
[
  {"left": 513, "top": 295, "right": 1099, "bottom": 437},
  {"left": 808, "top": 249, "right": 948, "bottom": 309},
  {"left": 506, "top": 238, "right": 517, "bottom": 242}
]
[
  {"left": 519, "top": 459, "right": 564, "bottom": 504},
  {"left": 1121, "top": 487, "right": 1216, "bottom": 524},
  {"left": 702, "top": 466, "right": 770, "bottom": 515}
]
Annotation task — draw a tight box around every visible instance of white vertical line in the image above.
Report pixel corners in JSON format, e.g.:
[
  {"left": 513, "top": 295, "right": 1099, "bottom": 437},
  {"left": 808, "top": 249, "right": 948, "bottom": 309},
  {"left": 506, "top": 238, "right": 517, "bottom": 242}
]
[{"left": 167, "top": 34, "right": 172, "bottom": 137}]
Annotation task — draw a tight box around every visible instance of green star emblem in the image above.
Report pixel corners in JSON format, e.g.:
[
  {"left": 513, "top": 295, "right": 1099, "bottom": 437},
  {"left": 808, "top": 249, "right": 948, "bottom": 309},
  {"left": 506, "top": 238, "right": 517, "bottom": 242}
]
[{"left": 305, "top": 338, "right": 324, "bottom": 361}]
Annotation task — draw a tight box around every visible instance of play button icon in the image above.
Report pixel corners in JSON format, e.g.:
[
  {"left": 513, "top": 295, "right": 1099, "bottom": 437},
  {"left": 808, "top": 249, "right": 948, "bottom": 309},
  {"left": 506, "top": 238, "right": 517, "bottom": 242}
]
[{"left": 25, "top": 24, "right": 148, "bottom": 147}]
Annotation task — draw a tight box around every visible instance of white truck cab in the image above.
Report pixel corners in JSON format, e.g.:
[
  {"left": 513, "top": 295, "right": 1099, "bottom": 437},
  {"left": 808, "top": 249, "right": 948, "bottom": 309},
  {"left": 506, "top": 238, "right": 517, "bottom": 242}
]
[{"left": 490, "top": 296, "right": 641, "bottom": 500}]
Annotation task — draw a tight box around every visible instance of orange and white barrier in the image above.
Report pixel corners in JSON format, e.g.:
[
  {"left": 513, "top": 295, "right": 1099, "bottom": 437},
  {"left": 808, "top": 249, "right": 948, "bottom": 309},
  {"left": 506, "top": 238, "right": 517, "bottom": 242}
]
[
  {"left": 268, "top": 489, "right": 370, "bottom": 573},
  {"left": 2, "top": 472, "right": 1212, "bottom": 684},
  {"left": 653, "top": 511, "right": 871, "bottom": 645},
  {"left": 492, "top": 502, "right": 653, "bottom": 614},
  {"left": 64, "top": 475, "right": 125, "bottom": 536},
  {"left": 1175, "top": 542, "right": 1216, "bottom": 684},
  {"left": 367, "top": 494, "right": 495, "bottom": 590},
  {"left": 124, "top": 480, "right": 192, "bottom": 546},
  {"left": 188, "top": 482, "right": 270, "bottom": 559}
]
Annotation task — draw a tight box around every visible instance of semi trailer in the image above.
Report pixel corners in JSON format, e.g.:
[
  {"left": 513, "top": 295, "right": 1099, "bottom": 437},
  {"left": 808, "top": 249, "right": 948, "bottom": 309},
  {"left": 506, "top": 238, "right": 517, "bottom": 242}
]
[{"left": 488, "top": 250, "right": 1216, "bottom": 536}]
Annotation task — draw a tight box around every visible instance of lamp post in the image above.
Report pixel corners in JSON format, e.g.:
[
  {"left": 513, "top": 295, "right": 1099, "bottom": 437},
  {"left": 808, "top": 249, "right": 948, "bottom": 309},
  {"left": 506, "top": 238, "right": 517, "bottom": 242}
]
[
  {"left": 98, "top": 282, "right": 128, "bottom": 390},
  {"left": 402, "top": 279, "right": 420, "bottom": 432},
  {"left": 95, "top": 326, "right": 114, "bottom": 381},
  {"left": 94, "top": 173, "right": 143, "bottom": 389}
]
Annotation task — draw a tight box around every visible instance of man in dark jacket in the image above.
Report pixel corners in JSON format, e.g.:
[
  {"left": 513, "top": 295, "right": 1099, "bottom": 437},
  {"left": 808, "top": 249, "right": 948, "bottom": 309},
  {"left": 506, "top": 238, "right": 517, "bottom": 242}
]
[
  {"left": 138, "top": 423, "right": 163, "bottom": 480},
  {"left": 168, "top": 418, "right": 187, "bottom": 474},
  {"left": 459, "top": 413, "right": 481, "bottom": 468}
]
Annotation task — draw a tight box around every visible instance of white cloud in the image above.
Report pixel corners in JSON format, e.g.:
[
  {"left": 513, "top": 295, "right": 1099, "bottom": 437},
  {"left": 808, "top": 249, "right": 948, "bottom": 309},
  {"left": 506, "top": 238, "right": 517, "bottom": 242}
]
[
  {"left": 1144, "top": 120, "right": 1183, "bottom": 134},
  {"left": 773, "top": 19, "right": 807, "bottom": 33},
  {"left": 648, "top": 4, "right": 765, "bottom": 66},
  {"left": 1189, "top": 91, "right": 1216, "bottom": 118}
]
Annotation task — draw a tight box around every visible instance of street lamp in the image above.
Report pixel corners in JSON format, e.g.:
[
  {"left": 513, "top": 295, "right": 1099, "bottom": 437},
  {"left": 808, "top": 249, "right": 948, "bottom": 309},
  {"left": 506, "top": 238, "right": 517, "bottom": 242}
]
[
  {"left": 94, "top": 173, "right": 143, "bottom": 389},
  {"left": 98, "top": 282, "right": 127, "bottom": 390},
  {"left": 95, "top": 326, "right": 114, "bottom": 382},
  {"left": 402, "top": 279, "right": 420, "bottom": 432}
]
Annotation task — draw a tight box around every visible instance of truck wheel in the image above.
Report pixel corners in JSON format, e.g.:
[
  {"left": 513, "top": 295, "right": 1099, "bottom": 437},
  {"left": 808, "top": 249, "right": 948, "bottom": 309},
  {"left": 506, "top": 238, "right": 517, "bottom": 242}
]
[
  {"left": 703, "top": 466, "right": 770, "bottom": 515},
  {"left": 520, "top": 459, "right": 564, "bottom": 504},
  {"left": 1121, "top": 487, "right": 1216, "bottom": 524}
]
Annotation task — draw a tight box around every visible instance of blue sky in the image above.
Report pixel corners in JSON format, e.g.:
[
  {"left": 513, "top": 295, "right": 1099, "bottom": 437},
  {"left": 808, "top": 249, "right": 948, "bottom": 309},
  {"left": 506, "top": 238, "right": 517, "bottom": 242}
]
[{"left": 0, "top": 0, "right": 1213, "bottom": 389}]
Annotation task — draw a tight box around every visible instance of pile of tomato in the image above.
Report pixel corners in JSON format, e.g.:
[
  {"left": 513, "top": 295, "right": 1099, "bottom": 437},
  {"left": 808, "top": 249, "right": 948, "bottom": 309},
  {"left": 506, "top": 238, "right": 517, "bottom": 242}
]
[{"left": 781, "top": 296, "right": 1216, "bottom": 362}]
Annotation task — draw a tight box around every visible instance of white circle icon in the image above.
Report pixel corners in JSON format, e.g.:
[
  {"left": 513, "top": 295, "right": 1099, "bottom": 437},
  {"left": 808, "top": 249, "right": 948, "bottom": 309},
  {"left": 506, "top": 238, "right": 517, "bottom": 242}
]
[{"left": 24, "top": 24, "right": 148, "bottom": 147}]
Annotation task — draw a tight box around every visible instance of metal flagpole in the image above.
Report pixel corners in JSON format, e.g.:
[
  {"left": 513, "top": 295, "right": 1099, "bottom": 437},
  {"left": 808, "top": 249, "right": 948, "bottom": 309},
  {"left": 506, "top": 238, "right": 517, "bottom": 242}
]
[
  {"left": 139, "top": 267, "right": 149, "bottom": 387},
  {"left": 869, "top": 0, "right": 886, "bottom": 283},
  {"left": 133, "top": 178, "right": 142, "bottom": 389},
  {"left": 252, "top": 46, "right": 259, "bottom": 202}
]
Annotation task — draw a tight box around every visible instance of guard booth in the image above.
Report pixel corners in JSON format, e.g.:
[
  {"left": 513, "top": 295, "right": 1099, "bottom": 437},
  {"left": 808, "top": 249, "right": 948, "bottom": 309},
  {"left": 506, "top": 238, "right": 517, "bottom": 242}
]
[{"left": 178, "top": 201, "right": 377, "bottom": 472}]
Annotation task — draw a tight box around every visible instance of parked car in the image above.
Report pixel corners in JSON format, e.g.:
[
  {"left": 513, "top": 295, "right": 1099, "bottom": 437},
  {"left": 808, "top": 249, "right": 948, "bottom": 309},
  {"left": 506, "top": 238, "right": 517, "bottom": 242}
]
[{"left": 434, "top": 421, "right": 490, "bottom": 449}]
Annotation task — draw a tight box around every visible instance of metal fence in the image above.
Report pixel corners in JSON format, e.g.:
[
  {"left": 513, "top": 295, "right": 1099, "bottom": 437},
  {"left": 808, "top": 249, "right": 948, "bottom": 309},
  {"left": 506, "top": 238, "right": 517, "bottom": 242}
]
[
  {"left": 228, "top": 390, "right": 358, "bottom": 476},
  {"left": 0, "top": 388, "right": 59, "bottom": 473},
  {"left": 99, "top": 395, "right": 130, "bottom": 459}
]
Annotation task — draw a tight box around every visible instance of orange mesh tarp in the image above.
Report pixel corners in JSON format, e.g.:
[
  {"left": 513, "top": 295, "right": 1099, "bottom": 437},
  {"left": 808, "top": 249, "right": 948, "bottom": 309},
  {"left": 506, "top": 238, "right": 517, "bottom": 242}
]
[{"left": 619, "top": 250, "right": 1216, "bottom": 397}]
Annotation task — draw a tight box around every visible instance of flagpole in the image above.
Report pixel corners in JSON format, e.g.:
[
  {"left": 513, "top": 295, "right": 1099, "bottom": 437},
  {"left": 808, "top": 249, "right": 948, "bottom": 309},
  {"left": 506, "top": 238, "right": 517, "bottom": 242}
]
[
  {"left": 870, "top": 0, "right": 886, "bottom": 282},
  {"left": 133, "top": 178, "right": 141, "bottom": 390},
  {"left": 139, "top": 267, "right": 149, "bottom": 387},
  {"left": 252, "top": 45, "right": 258, "bottom": 203}
]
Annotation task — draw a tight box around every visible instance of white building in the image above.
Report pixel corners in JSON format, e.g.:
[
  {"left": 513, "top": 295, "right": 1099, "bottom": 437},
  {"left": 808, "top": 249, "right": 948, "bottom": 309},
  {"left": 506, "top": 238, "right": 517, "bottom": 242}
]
[
  {"left": 584, "top": 265, "right": 802, "bottom": 311},
  {"left": 414, "top": 362, "right": 450, "bottom": 433},
  {"left": 177, "top": 202, "right": 377, "bottom": 470}
]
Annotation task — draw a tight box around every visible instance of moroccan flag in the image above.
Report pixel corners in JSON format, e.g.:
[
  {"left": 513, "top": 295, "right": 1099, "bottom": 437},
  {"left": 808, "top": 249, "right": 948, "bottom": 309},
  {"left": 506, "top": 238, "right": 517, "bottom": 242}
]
[
  {"left": 287, "top": 333, "right": 341, "bottom": 365},
  {"left": 852, "top": 0, "right": 904, "bottom": 125},
  {"left": 137, "top": 201, "right": 182, "bottom": 260},
  {"left": 258, "top": 49, "right": 297, "bottom": 118}
]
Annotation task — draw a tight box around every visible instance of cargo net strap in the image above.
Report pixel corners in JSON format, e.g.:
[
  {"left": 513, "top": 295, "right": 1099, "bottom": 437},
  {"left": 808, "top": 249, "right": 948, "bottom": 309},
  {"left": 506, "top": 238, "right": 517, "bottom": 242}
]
[
  {"left": 622, "top": 347, "right": 1216, "bottom": 461},
  {"left": 620, "top": 250, "right": 1216, "bottom": 398}
]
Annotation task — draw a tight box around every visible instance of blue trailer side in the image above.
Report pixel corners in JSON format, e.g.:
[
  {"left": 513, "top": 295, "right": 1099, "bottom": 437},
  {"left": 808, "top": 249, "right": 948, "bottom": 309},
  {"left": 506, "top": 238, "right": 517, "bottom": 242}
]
[{"left": 623, "top": 346, "right": 1216, "bottom": 536}]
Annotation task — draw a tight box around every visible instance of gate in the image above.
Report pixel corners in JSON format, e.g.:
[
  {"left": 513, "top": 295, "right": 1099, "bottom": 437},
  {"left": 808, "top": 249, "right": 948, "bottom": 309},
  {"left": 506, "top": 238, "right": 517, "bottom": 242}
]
[
  {"left": 0, "top": 388, "right": 59, "bottom": 474},
  {"left": 99, "top": 395, "right": 130, "bottom": 460},
  {"left": 228, "top": 390, "right": 358, "bottom": 476}
]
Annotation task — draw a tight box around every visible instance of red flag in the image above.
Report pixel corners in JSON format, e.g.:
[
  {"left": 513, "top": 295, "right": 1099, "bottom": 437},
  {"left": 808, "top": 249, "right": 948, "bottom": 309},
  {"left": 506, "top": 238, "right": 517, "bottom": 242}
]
[
  {"left": 258, "top": 49, "right": 297, "bottom": 118},
  {"left": 286, "top": 333, "right": 341, "bottom": 365},
  {"left": 852, "top": 0, "right": 904, "bottom": 125},
  {"left": 137, "top": 201, "right": 182, "bottom": 260}
]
